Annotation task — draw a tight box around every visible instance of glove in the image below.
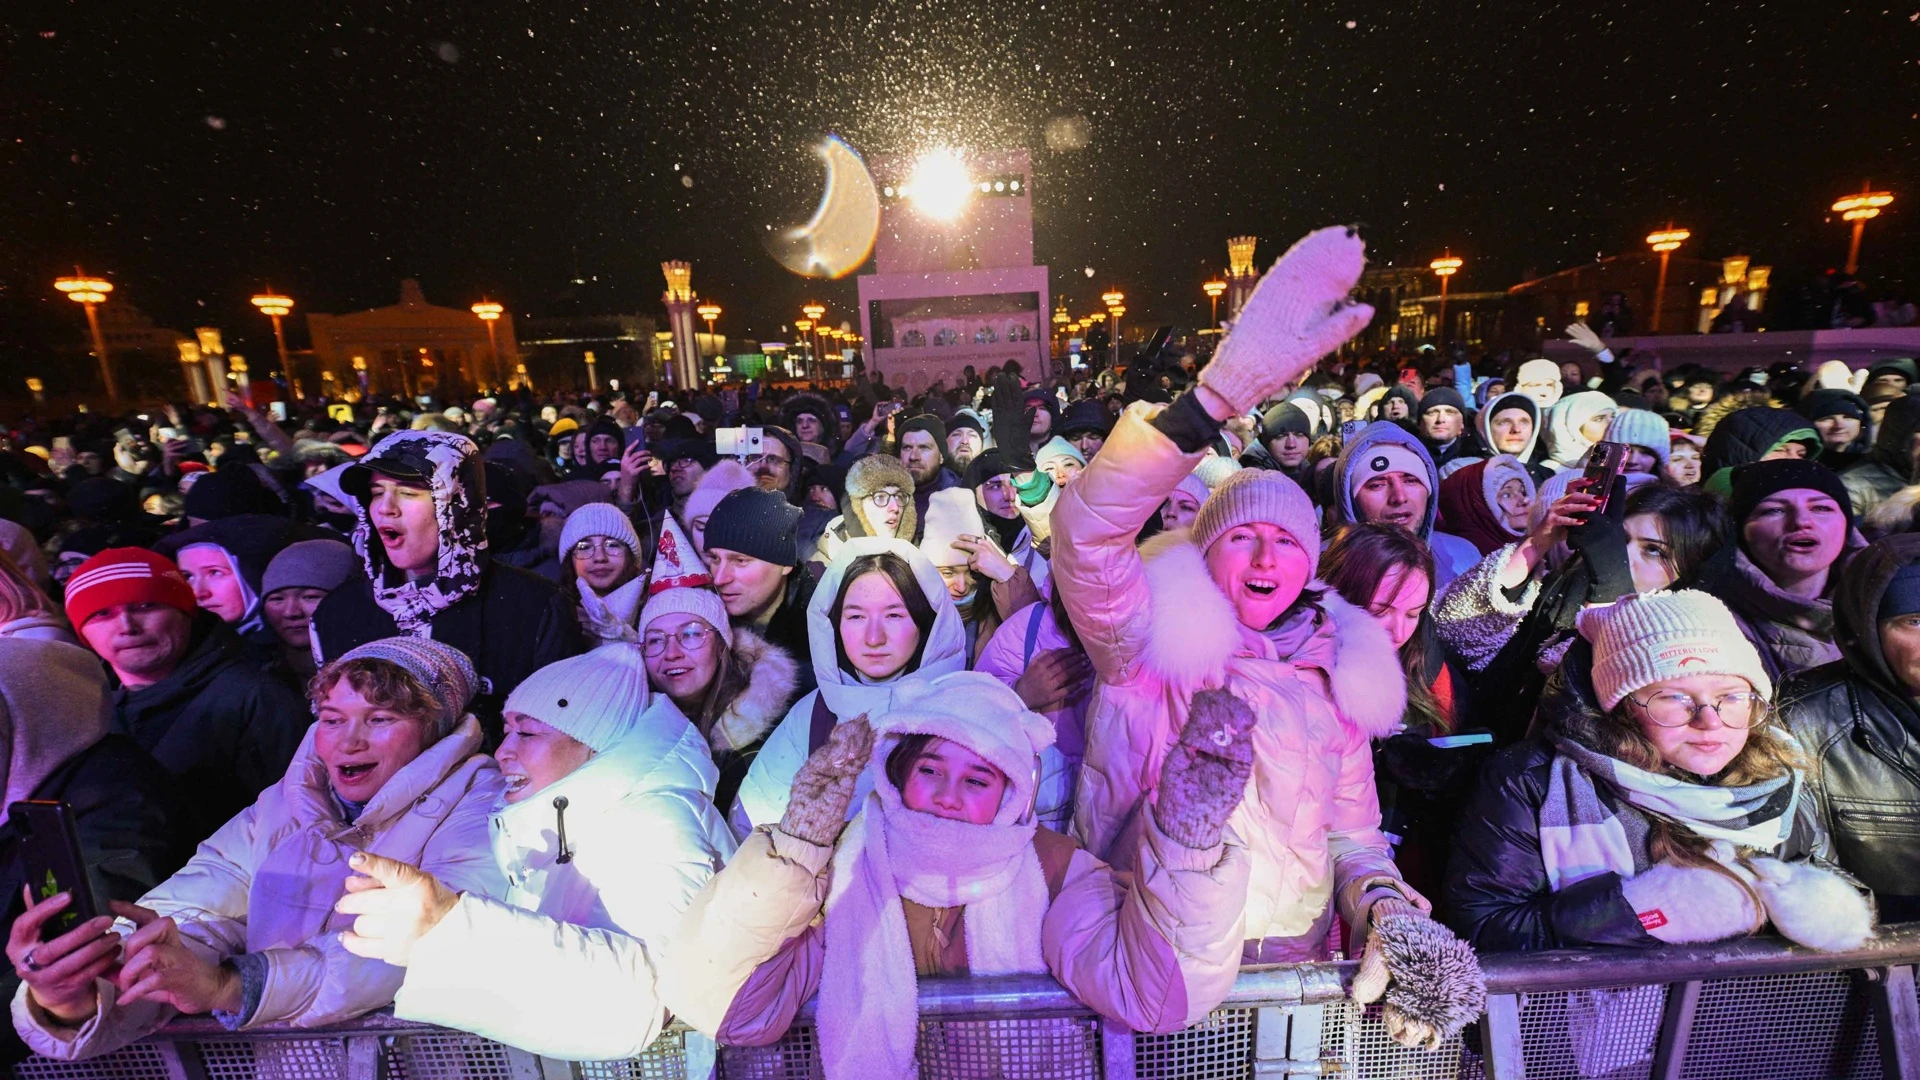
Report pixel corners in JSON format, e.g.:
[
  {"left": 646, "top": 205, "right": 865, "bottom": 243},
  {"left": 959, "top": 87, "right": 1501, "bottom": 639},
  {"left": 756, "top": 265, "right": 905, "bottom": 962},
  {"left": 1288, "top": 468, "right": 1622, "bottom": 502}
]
[
  {"left": 1746, "top": 857, "right": 1874, "bottom": 952},
  {"left": 1152, "top": 690, "right": 1258, "bottom": 849},
  {"left": 1566, "top": 476, "right": 1634, "bottom": 602},
  {"left": 778, "top": 715, "right": 874, "bottom": 847},
  {"left": 1351, "top": 898, "right": 1487, "bottom": 1051},
  {"left": 1198, "top": 227, "right": 1376, "bottom": 416},
  {"left": 1619, "top": 861, "right": 1762, "bottom": 945}
]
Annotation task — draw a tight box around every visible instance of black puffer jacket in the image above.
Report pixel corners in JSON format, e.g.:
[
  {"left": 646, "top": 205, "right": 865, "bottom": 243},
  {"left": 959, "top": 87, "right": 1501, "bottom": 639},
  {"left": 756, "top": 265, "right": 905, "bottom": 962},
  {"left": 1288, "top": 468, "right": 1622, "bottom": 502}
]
[
  {"left": 1444, "top": 643, "right": 1827, "bottom": 951},
  {"left": 113, "top": 614, "right": 310, "bottom": 836},
  {"left": 0, "top": 734, "right": 189, "bottom": 1065},
  {"left": 1701, "top": 406, "right": 1817, "bottom": 480},
  {"left": 1780, "top": 532, "right": 1920, "bottom": 922}
]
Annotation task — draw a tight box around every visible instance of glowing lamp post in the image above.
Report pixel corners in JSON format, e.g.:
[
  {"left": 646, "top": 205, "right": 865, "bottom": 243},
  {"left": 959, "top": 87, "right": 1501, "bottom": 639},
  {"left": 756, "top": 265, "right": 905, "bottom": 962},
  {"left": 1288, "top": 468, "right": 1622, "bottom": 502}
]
[
  {"left": 696, "top": 302, "right": 722, "bottom": 359},
  {"left": 25, "top": 378, "right": 43, "bottom": 406},
  {"left": 583, "top": 349, "right": 599, "bottom": 392},
  {"left": 794, "top": 318, "right": 814, "bottom": 372},
  {"left": 250, "top": 291, "right": 296, "bottom": 397},
  {"left": 1101, "top": 291, "right": 1125, "bottom": 368},
  {"left": 471, "top": 300, "right": 504, "bottom": 388},
  {"left": 1052, "top": 304, "right": 1070, "bottom": 354},
  {"left": 1203, "top": 279, "right": 1227, "bottom": 327},
  {"left": 801, "top": 303, "right": 826, "bottom": 366},
  {"left": 1645, "top": 226, "right": 1691, "bottom": 334},
  {"left": 1833, "top": 186, "right": 1894, "bottom": 275},
  {"left": 1428, "top": 253, "right": 1462, "bottom": 344},
  {"left": 55, "top": 269, "right": 117, "bottom": 403}
]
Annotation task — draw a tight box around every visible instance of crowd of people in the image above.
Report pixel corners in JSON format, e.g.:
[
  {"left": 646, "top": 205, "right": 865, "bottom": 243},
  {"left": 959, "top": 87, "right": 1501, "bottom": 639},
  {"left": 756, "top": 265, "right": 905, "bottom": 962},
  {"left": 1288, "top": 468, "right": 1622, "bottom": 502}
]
[{"left": 0, "top": 225, "right": 1908, "bottom": 1074}]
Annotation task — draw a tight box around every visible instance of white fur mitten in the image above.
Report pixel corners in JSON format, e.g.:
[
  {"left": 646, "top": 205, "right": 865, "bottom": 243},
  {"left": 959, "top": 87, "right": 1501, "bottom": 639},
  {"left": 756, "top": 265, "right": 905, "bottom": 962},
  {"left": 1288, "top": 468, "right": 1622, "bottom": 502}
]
[
  {"left": 1198, "top": 227, "right": 1375, "bottom": 415},
  {"left": 1619, "top": 862, "right": 1761, "bottom": 945},
  {"left": 1746, "top": 857, "right": 1874, "bottom": 952}
]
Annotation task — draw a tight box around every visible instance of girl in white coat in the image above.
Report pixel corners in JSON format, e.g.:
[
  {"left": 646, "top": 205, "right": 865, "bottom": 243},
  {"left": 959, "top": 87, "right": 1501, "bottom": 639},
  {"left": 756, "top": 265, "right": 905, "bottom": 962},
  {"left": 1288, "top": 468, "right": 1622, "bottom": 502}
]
[{"left": 332, "top": 645, "right": 737, "bottom": 1063}]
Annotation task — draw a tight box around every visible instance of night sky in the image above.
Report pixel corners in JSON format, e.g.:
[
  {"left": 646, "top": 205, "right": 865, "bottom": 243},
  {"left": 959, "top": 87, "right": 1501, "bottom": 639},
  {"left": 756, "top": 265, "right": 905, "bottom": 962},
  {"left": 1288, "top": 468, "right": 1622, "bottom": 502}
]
[{"left": 3, "top": 1, "right": 1914, "bottom": 363}]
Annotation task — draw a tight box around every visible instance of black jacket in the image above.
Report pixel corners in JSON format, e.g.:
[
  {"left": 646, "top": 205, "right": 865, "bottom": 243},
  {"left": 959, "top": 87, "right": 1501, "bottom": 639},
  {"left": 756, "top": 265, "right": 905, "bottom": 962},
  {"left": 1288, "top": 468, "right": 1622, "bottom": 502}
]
[
  {"left": 1780, "top": 532, "right": 1920, "bottom": 921},
  {"left": 754, "top": 569, "right": 818, "bottom": 700},
  {"left": 311, "top": 558, "right": 585, "bottom": 736},
  {"left": 112, "top": 615, "right": 309, "bottom": 836},
  {"left": 0, "top": 734, "right": 189, "bottom": 1065}
]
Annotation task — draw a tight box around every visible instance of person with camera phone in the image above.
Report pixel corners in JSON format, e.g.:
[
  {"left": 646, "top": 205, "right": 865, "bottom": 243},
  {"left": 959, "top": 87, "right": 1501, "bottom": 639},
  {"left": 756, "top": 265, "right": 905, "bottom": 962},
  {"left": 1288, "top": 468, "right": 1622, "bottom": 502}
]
[{"left": 0, "top": 639, "right": 187, "bottom": 1066}]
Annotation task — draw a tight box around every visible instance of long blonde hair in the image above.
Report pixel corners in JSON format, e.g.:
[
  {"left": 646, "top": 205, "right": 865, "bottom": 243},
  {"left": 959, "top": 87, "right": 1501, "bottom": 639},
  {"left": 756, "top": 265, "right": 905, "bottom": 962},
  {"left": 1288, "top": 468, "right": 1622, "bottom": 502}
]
[{"left": 0, "top": 549, "right": 57, "bottom": 625}]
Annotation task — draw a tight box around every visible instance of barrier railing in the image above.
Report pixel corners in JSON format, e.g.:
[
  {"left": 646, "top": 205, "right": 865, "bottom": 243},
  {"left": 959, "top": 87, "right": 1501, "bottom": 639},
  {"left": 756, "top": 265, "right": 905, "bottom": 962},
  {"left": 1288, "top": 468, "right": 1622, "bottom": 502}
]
[{"left": 15, "top": 922, "right": 1920, "bottom": 1079}]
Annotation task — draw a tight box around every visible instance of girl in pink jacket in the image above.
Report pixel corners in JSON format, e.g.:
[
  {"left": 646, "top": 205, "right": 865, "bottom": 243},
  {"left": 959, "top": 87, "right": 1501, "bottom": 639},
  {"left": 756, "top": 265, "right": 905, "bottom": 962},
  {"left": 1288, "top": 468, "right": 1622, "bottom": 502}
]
[{"left": 1051, "top": 226, "right": 1485, "bottom": 1049}]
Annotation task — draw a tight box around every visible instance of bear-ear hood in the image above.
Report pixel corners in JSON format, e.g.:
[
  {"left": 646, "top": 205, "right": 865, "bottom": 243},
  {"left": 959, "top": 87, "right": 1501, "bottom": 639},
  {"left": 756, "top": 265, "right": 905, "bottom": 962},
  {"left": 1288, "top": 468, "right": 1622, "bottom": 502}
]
[{"left": 1136, "top": 530, "right": 1408, "bottom": 738}]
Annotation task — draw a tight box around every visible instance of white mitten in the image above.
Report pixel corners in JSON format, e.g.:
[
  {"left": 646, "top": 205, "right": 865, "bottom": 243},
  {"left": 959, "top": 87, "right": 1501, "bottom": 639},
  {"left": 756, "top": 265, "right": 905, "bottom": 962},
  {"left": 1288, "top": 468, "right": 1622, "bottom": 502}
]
[
  {"left": 1746, "top": 857, "right": 1874, "bottom": 952},
  {"left": 1198, "top": 227, "right": 1375, "bottom": 415},
  {"left": 1619, "top": 862, "right": 1760, "bottom": 944}
]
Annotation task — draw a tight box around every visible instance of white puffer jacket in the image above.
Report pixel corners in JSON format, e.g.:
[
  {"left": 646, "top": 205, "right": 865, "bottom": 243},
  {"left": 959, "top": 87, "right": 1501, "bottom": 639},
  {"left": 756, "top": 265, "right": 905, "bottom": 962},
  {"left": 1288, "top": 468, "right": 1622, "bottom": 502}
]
[
  {"left": 393, "top": 699, "right": 736, "bottom": 1061},
  {"left": 13, "top": 716, "right": 505, "bottom": 1059}
]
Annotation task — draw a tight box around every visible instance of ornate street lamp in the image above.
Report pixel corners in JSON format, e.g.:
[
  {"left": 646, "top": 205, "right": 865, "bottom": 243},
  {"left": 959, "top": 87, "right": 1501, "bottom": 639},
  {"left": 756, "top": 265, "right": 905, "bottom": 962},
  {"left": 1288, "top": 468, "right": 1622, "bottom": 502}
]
[
  {"left": 55, "top": 268, "right": 117, "bottom": 402},
  {"left": 1646, "top": 226, "right": 1691, "bottom": 334}
]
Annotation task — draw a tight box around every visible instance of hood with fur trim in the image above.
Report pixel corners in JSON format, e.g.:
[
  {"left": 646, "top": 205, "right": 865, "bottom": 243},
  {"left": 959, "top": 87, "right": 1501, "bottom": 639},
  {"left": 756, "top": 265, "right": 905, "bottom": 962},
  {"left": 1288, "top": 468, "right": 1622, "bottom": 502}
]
[
  {"left": 708, "top": 627, "right": 802, "bottom": 754},
  {"left": 1135, "top": 530, "right": 1408, "bottom": 738}
]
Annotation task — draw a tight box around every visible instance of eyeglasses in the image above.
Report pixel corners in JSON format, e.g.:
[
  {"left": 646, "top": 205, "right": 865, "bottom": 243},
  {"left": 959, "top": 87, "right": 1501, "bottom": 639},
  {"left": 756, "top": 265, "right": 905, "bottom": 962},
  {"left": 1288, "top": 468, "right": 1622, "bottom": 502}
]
[
  {"left": 864, "top": 489, "right": 904, "bottom": 509},
  {"left": 1626, "top": 689, "right": 1762, "bottom": 729},
  {"left": 744, "top": 453, "right": 790, "bottom": 470},
  {"left": 641, "top": 624, "right": 716, "bottom": 657},
  {"left": 571, "top": 538, "right": 632, "bottom": 558}
]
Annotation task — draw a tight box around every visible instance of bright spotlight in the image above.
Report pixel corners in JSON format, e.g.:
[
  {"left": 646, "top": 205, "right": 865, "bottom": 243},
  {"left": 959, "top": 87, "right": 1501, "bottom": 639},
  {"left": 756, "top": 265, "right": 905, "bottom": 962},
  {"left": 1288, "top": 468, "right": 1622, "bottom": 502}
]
[{"left": 907, "top": 148, "right": 972, "bottom": 222}]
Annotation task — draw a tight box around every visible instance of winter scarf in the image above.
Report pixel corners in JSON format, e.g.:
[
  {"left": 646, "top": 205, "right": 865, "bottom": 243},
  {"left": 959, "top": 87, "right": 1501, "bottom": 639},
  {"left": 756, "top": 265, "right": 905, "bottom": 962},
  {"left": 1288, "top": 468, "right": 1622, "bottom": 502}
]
[
  {"left": 1540, "top": 737, "right": 1798, "bottom": 891},
  {"left": 818, "top": 675, "right": 1053, "bottom": 1080},
  {"left": 1438, "top": 457, "right": 1532, "bottom": 556},
  {"left": 577, "top": 576, "right": 647, "bottom": 645},
  {"left": 349, "top": 431, "right": 488, "bottom": 635}
]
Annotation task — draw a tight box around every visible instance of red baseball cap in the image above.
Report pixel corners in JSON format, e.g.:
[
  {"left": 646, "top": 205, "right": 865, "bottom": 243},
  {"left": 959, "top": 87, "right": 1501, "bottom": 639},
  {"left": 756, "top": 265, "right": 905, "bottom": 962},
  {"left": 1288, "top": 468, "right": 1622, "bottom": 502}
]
[{"left": 64, "top": 548, "right": 197, "bottom": 631}]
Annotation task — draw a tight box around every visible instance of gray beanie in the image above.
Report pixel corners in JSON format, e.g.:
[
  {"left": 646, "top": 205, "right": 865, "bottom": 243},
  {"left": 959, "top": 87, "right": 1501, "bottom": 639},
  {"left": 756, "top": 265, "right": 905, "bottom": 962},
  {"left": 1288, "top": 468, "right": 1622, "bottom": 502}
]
[
  {"left": 331, "top": 637, "right": 477, "bottom": 739},
  {"left": 1191, "top": 468, "right": 1322, "bottom": 580},
  {"left": 263, "top": 539, "right": 361, "bottom": 597}
]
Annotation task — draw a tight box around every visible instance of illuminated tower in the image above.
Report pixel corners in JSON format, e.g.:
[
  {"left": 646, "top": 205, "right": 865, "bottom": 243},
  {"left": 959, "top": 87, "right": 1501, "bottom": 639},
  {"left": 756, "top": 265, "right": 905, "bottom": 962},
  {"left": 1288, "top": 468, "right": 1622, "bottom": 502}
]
[
  {"left": 1226, "top": 236, "right": 1259, "bottom": 320},
  {"left": 661, "top": 261, "right": 701, "bottom": 390}
]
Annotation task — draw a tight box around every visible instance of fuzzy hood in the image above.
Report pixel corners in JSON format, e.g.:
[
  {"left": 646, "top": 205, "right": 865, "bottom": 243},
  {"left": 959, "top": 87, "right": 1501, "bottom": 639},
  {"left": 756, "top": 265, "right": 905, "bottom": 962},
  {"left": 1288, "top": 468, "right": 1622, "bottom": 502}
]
[
  {"left": 1134, "top": 530, "right": 1408, "bottom": 738},
  {"left": 342, "top": 430, "right": 488, "bottom": 631},
  {"left": 1331, "top": 421, "right": 1439, "bottom": 539},
  {"left": 1475, "top": 392, "right": 1541, "bottom": 462},
  {"left": 839, "top": 454, "right": 918, "bottom": 542},
  {"left": 1544, "top": 391, "right": 1616, "bottom": 469},
  {"left": 708, "top": 627, "right": 802, "bottom": 754}
]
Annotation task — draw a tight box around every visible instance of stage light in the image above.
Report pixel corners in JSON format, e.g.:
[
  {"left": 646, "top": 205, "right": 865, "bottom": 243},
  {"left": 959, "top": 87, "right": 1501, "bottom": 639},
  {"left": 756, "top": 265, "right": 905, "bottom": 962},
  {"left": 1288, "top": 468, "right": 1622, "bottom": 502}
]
[{"left": 907, "top": 148, "right": 972, "bottom": 222}]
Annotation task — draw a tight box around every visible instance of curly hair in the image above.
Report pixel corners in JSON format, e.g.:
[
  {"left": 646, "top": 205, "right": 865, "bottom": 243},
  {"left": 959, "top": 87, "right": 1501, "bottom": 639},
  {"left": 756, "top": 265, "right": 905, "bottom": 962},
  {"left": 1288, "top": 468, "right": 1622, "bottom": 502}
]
[{"left": 307, "top": 657, "right": 449, "bottom": 739}]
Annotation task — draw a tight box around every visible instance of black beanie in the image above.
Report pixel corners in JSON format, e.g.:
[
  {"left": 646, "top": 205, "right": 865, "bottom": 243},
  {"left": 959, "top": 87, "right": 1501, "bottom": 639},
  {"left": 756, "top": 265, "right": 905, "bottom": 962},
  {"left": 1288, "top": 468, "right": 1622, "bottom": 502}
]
[
  {"left": 898, "top": 413, "right": 949, "bottom": 449},
  {"left": 1418, "top": 387, "right": 1467, "bottom": 416},
  {"left": 1728, "top": 458, "right": 1854, "bottom": 526},
  {"left": 703, "top": 487, "right": 801, "bottom": 566},
  {"left": 1796, "top": 388, "right": 1868, "bottom": 424},
  {"left": 1260, "top": 402, "right": 1314, "bottom": 438}
]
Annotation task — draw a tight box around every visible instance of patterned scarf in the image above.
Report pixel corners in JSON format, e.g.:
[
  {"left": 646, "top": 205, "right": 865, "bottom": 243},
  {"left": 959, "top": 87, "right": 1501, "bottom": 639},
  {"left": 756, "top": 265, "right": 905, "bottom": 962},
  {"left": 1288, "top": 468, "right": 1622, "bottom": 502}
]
[
  {"left": 351, "top": 431, "right": 488, "bottom": 634},
  {"left": 1539, "top": 737, "right": 1799, "bottom": 890}
]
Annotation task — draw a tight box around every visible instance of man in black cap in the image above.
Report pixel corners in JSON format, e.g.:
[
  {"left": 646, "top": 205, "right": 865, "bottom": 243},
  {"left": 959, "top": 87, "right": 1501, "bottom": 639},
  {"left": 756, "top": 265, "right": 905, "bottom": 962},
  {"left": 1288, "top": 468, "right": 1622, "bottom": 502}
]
[
  {"left": 1416, "top": 387, "right": 1478, "bottom": 469},
  {"left": 703, "top": 486, "right": 815, "bottom": 692},
  {"left": 1059, "top": 398, "right": 1112, "bottom": 460},
  {"left": 1255, "top": 402, "right": 1315, "bottom": 483},
  {"left": 896, "top": 414, "right": 958, "bottom": 538},
  {"left": 945, "top": 412, "right": 987, "bottom": 473}
]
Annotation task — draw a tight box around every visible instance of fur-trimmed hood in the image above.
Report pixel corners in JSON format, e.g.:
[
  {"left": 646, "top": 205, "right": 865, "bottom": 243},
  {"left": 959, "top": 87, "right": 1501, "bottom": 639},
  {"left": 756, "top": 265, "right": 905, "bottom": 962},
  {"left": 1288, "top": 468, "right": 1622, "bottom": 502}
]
[
  {"left": 1135, "top": 529, "right": 1408, "bottom": 738},
  {"left": 708, "top": 627, "right": 802, "bottom": 754}
]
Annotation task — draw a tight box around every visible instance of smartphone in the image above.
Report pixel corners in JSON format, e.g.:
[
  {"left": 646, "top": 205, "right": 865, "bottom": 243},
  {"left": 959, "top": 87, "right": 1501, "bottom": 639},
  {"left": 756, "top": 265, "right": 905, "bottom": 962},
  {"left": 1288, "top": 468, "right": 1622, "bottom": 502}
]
[
  {"left": 156, "top": 426, "right": 181, "bottom": 441},
  {"left": 1580, "top": 441, "right": 1630, "bottom": 514},
  {"left": 10, "top": 801, "right": 101, "bottom": 940},
  {"left": 714, "top": 427, "right": 764, "bottom": 459},
  {"left": 623, "top": 424, "right": 647, "bottom": 451},
  {"left": 268, "top": 401, "right": 289, "bottom": 422}
]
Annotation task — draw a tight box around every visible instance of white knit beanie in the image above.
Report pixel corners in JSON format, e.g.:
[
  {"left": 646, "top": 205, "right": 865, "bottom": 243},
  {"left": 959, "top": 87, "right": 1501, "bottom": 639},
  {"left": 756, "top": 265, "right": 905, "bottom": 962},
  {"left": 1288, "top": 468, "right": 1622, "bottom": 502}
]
[
  {"left": 1034, "top": 436, "right": 1087, "bottom": 471},
  {"left": 869, "top": 671, "right": 1055, "bottom": 827},
  {"left": 558, "top": 502, "right": 640, "bottom": 558},
  {"left": 1192, "top": 454, "right": 1243, "bottom": 490},
  {"left": 1576, "top": 590, "right": 1774, "bottom": 711},
  {"left": 919, "top": 487, "right": 988, "bottom": 568},
  {"left": 1604, "top": 409, "right": 1672, "bottom": 471},
  {"left": 1191, "top": 468, "right": 1322, "bottom": 579},
  {"left": 504, "top": 646, "right": 651, "bottom": 753}
]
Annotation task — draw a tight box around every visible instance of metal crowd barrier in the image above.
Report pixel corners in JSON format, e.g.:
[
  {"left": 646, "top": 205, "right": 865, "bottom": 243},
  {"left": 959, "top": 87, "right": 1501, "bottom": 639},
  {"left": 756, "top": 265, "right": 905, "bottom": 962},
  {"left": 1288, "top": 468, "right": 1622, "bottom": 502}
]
[{"left": 15, "top": 922, "right": 1920, "bottom": 1079}]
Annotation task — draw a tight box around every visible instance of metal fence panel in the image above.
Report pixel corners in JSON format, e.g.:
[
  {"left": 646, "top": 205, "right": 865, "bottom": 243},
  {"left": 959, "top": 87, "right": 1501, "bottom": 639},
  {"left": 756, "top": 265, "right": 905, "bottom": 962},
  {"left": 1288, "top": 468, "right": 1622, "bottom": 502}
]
[
  {"left": 1676, "top": 971, "right": 1879, "bottom": 1080},
  {"left": 1132, "top": 1007, "right": 1252, "bottom": 1079}
]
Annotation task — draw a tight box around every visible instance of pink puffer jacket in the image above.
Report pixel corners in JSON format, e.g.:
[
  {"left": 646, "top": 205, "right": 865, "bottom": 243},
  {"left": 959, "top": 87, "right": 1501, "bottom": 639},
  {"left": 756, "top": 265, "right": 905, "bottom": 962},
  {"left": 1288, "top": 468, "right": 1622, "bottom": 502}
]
[{"left": 1054, "top": 403, "right": 1412, "bottom": 951}]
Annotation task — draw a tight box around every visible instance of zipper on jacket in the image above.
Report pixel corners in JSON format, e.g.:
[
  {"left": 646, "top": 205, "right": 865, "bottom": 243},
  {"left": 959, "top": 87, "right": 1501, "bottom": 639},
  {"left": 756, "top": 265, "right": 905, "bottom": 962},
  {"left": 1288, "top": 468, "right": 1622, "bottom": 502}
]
[{"left": 553, "top": 796, "right": 574, "bottom": 863}]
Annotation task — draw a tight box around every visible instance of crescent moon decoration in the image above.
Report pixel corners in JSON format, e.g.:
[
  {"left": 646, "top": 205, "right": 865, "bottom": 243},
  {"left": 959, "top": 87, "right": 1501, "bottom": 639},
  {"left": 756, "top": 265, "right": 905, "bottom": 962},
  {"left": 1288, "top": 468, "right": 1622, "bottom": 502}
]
[{"left": 765, "top": 136, "right": 880, "bottom": 280}]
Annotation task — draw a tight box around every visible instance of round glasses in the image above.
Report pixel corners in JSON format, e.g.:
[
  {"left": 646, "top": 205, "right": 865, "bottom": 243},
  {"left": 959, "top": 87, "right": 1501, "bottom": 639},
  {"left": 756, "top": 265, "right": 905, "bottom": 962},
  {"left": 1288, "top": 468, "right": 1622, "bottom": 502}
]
[
  {"left": 641, "top": 624, "right": 716, "bottom": 657},
  {"left": 864, "top": 489, "right": 904, "bottom": 509},
  {"left": 571, "top": 538, "right": 632, "bottom": 558},
  {"left": 1626, "top": 689, "right": 1762, "bottom": 729}
]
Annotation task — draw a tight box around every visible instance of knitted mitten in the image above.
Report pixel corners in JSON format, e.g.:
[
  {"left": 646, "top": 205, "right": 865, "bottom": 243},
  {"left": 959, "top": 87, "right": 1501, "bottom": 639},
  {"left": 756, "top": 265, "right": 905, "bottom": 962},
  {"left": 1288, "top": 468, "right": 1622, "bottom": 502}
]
[
  {"left": 1152, "top": 690, "right": 1258, "bottom": 849},
  {"left": 1198, "top": 226, "right": 1376, "bottom": 416},
  {"left": 1746, "top": 857, "right": 1874, "bottom": 952},
  {"left": 1353, "top": 899, "right": 1487, "bottom": 1051},
  {"left": 778, "top": 715, "right": 874, "bottom": 847}
]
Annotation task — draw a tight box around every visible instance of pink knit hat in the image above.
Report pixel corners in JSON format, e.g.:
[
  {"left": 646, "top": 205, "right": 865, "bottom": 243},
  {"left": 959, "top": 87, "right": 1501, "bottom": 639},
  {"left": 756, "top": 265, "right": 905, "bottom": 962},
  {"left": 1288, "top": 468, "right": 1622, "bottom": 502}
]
[{"left": 1191, "top": 468, "right": 1322, "bottom": 579}]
